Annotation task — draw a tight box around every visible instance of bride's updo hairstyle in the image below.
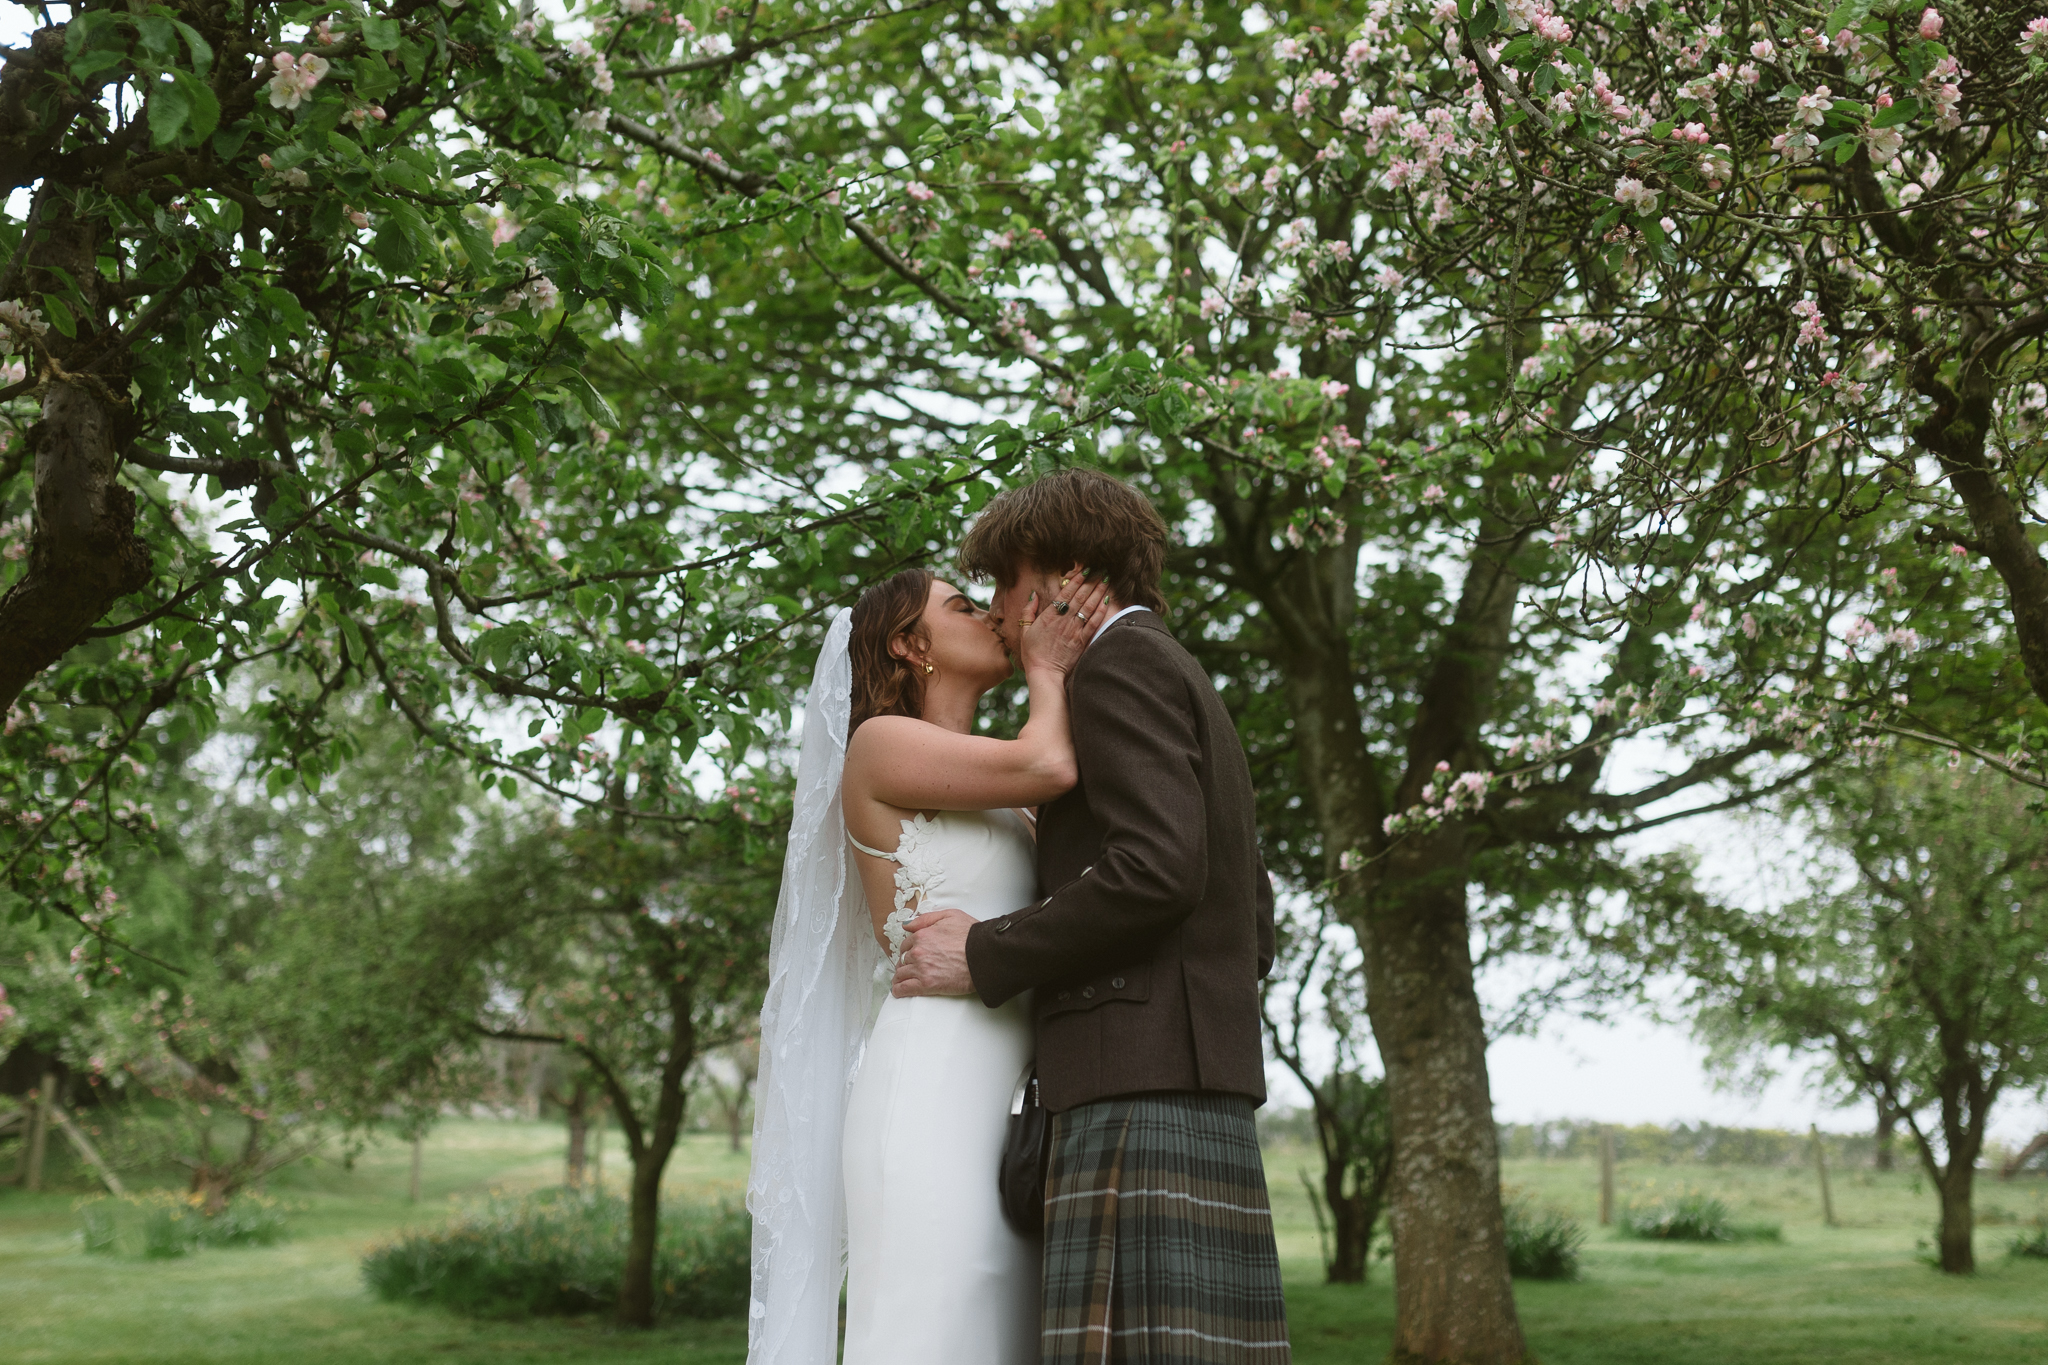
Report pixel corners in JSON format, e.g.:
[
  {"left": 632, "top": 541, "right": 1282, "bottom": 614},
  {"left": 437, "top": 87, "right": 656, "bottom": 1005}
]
[{"left": 848, "top": 567, "right": 936, "bottom": 730}]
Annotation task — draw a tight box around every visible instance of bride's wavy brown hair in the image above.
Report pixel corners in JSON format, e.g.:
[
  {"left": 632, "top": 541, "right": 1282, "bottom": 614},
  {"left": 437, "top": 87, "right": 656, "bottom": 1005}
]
[{"left": 848, "top": 567, "right": 936, "bottom": 731}]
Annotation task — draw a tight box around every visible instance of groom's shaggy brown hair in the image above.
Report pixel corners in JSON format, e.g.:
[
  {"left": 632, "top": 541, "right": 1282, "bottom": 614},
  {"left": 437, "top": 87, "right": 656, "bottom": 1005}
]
[{"left": 958, "top": 468, "right": 1168, "bottom": 615}]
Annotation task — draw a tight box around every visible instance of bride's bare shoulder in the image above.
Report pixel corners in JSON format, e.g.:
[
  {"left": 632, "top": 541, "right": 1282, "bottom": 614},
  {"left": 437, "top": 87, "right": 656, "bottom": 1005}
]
[
  {"left": 847, "top": 714, "right": 933, "bottom": 751},
  {"left": 844, "top": 715, "right": 939, "bottom": 773}
]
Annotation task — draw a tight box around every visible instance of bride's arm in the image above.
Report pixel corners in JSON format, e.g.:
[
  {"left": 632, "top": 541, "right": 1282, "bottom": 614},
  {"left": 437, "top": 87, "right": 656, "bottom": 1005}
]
[{"left": 845, "top": 578, "right": 1108, "bottom": 812}]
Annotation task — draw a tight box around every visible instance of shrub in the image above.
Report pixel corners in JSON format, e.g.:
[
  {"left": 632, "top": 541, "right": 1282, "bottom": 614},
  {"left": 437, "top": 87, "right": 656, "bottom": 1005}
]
[
  {"left": 1503, "top": 1194, "right": 1584, "bottom": 1280},
  {"left": 361, "top": 1188, "right": 749, "bottom": 1321},
  {"left": 76, "top": 1192, "right": 292, "bottom": 1258},
  {"left": 2011, "top": 1219, "right": 2048, "bottom": 1260},
  {"left": 1619, "top": 1191, "right": 1733, "bottom": 1242},
  {"left": 1616, "top": 1190, "right": 1781, "bottom": 1243}
]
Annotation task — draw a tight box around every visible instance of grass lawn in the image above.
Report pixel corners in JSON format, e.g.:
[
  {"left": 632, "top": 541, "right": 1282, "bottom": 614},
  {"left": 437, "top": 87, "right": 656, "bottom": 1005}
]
[{"left": 4, "top": 1118, "right": 2045, "bottom": 1363}]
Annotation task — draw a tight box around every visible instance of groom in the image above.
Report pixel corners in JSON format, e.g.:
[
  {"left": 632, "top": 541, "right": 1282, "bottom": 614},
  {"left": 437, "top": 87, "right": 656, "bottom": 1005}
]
[{"left": 892, "top": 468, "right": 1290, "bottom": 1363}]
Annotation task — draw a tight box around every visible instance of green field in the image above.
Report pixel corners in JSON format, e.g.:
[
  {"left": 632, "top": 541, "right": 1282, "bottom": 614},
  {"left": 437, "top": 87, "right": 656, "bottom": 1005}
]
[{"left": 3, "top": 1118, "right": 2045, "bottom": 1364}]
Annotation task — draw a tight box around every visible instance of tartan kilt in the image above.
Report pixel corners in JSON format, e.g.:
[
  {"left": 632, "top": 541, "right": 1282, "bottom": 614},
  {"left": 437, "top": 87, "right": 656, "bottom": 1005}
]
[{"left": 1041, "top": 1092, "right": 1291, "bottom": 1364}]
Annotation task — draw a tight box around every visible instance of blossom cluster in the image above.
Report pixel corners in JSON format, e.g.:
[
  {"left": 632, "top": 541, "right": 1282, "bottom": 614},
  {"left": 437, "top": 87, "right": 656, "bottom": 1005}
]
[
  {"left": 0, "top": 299, "right": 48, "bottom": 340},
  {"left": 266, "top": 51, "right": 329, "bottom": 110},
  {"left": 1383, "top": 762, "right": 1492, "bottom": 837}
]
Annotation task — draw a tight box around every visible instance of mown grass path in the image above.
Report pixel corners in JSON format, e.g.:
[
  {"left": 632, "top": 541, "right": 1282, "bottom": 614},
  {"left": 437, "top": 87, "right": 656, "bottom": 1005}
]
[{"left": 3, "top": 1119, "right": 2044, "bottom": 1363}]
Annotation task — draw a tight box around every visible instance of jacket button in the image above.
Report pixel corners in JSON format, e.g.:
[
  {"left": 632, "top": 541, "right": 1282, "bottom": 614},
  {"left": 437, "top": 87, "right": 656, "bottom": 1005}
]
[
  {"left": 1082, "top": 987, "right": 1095, "bottom": 999},
  {"left": 1057, "top": 991, "right": 1071, "bottom": 1002},
  {"left": 1111, "top": 977, "right": 1125, "bottom": 989}
]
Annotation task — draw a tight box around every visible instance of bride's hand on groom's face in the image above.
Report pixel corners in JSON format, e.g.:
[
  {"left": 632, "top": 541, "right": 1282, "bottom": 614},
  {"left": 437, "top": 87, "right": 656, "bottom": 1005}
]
[
  {"left": 1016, "top": 572, "right": 1111, "bottom": 678},
  {"left": 890, "top": 908, "right": 978, "bottom": 998}
]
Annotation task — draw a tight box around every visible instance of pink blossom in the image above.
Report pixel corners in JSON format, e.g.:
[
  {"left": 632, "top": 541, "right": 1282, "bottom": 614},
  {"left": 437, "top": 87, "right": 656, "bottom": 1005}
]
[
  {"left": 1321, "top": 380, "right": 1350, "bottom": 401},
  {"left": 906, "top": 181, "right": 934, "bottom": 202},
  {"left": 356, "top": 400, "right": 375, "bottom": 416},
  {"left": 1750, "top": 39, "right": 1775, "bottom": 60},
  {"left": 1773, "top": 129, "right": 1820, "bottom": 163},
  {"left": 1533, "top": 13, "right": 1572, "bottom": 42},
  {"left": 1421, "top": 483, "right": 1446, "bottom": 504},
  {"left": 1659, "top": 216, "right": 1678, "bottom": 233},
  {"left": 266, "top": 51, "right": 329, "bottom": 110},
  {"left": 2024, "top": 18, "right": 2048, "bottom": 58},
  {"left": 523, "top": 277, "right": 560, "bottom": 312},
  {"left": 1792, "top": 298, "right": 1828, "bottom": 346},
  {"left": 1864, "top": 124, "right": 1904, "bottom": 163},
  {"left": 1917, "top": 8, "right": 1943, "bottom": 40},
  {"left": 1274, "top": 37, "right": 1305, "bottom": 62},
  {"left": 1612, "top": 176, "right": 1658, "bottom": 213}
]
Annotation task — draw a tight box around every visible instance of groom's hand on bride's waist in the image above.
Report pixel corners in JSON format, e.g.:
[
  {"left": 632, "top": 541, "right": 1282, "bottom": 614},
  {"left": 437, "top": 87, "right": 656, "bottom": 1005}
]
[{"left": 890, "top": 909, "right": 977, "bottom": 998}]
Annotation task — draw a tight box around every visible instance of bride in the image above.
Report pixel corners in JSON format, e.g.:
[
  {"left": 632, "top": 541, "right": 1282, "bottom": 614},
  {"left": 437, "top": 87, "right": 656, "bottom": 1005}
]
[{"left": 747, "top": 565, "right": 1109, "bottom": 1365}]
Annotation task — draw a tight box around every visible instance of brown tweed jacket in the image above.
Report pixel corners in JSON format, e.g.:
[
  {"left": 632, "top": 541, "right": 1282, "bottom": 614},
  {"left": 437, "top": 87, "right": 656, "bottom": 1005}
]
[{"left": 964, "top": 610, "right": 1275, "bottom": 1114}]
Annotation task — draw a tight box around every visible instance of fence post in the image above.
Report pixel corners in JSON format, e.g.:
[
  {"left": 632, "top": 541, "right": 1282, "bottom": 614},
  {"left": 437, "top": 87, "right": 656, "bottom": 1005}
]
[
  {"left": 24, "top": 1072, "right": 56, "bottom": 1192},
  {"left": 50, "top": 1106, "right": 125, "bottom": 1195},
  {"left": 409, "top": 1132, "right": 424, "bottom": 1203},
  {"left": 1811, "top": 1124, "right": 1838, "bottom": 1227},
  {"left": 1599, "top": 1127, "right": 1616, "bottom": 1227}
]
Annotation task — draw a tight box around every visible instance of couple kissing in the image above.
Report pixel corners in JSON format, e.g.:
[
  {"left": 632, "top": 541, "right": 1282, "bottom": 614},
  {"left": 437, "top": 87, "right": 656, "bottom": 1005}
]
[{"left": 749, "top": 468, "right": 1289, "bottom": 1365}]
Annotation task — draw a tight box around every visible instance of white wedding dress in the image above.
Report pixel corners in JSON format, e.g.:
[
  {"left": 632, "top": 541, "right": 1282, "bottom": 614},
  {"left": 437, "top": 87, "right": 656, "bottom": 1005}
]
[{"left": 840, "top": 808, "right": 1040, "bottom": 1365}]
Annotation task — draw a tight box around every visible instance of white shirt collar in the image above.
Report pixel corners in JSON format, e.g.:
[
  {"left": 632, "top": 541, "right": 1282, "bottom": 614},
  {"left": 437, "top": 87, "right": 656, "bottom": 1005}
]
[{"left": 1085, "top": 604, "right": 1149, "bottom": 649}]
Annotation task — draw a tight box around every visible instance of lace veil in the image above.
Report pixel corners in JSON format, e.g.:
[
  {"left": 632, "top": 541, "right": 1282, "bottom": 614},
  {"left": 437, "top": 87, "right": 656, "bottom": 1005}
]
[{"left": 747, "top": 608, "right": 881, "bottom": 1363}]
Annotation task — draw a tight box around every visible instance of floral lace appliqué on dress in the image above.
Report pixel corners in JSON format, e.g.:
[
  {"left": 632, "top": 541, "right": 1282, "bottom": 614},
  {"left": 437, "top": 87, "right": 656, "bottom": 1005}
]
[{"left": 848, "top": 813, "right": 949, "bottom": 965}]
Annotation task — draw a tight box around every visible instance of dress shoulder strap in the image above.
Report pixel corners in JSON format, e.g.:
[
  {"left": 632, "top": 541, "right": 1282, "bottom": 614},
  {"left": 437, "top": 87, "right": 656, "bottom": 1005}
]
[{"left": 846, "top": 831, "right": 897, "bottom": 861}]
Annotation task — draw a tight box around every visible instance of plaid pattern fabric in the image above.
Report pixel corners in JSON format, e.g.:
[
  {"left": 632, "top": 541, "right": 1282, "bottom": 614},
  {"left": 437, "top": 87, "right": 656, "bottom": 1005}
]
[{"left": 1041, "top": 1093, "right": 1291, "bottom": 1364}]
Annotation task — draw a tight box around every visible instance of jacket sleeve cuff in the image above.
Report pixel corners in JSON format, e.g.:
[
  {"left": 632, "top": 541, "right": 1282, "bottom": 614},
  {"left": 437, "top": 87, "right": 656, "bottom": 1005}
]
[{"left": 966, "top": 913, "right": 1025, "bottom": 1008}]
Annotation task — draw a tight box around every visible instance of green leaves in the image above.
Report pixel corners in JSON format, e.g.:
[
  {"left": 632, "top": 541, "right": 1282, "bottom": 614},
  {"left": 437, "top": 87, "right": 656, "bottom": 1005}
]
[
  {"left": 360, "top": 17, "right": 402, "bottom": 51},
  {"left": 148, "top": 71, "right": 221, "bottom": 146},
  {"left": 372, "top": 203, "right": 434, "bottom": 273},
  {"left": 39, "top": 293, "right": 76, "bottom": 338}
]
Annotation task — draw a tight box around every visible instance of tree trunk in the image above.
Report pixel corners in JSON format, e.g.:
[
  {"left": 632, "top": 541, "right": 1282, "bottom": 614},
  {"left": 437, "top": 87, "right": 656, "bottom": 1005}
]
[
  {"left": 1874, "top": 1099, "right": 1897, "bottom": 1173},
  {"left": 23, "top": 1071, "right": 55, "bottom": 1191},
  {"left": 620, "top": 1146, "right": 666, "bottom": 1325},
  {"left": 1936, "top": 1161, "right": 1976, "bottom": 1274},
  {"left": 726, "top": 1094, "right": 744, "bottom": 1154},
  {"left": 2002, "top": 1132, "right": 2048, "bottom": 1180},
  {"left": 0, "top": 199, "right": 150, "bottom": 711},
  {"left": 562, "top": 1081, "right": 590, "bottom": 1188},
  {"left": 1909, "top": 1097, "right": 1985, "bottom": 1275},
  {"left": 1361, "top": 862, "right": 1526, "bottom": 1365},
  {"left": 611, "top": 973, "right": 697, "bottom": 1327},
  {"left": 1325, "top": 1168, "right": 1374, "bottom": 1284}
]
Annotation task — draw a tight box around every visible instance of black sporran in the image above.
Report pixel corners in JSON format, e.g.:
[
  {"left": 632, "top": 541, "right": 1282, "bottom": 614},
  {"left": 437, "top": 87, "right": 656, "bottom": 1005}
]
[{"left": 998, "top": 1068, "right": 1051, "bottom": 1234}]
